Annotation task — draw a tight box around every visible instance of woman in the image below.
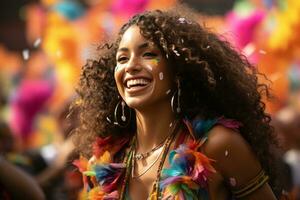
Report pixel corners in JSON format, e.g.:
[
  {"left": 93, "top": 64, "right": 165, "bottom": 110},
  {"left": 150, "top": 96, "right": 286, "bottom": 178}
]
[{"left": 72, "top": 8, "right": 279, "bottom": 200}]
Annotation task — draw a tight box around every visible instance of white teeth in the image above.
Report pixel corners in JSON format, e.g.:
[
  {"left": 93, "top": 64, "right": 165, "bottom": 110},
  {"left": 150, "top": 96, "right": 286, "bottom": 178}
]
[{"left": 126, "top": 78, "right": 150, "bottom": 88}]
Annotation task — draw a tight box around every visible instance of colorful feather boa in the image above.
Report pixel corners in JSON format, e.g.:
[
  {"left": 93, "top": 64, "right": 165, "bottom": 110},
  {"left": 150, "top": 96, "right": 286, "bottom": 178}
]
[
  {"left": 73, "top": 136, "right": 128, "bottom": 200},
  {"left": 74, "top": 117, "right": 242, "bottom": 200},
  {"left": 159, "top": 117, "right": 242, "bottom": 200}
]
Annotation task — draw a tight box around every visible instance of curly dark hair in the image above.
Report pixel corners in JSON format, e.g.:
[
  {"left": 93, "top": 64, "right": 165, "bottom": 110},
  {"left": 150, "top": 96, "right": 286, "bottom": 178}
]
[{"left": 72, "top": 7, "right": 280, "bottom": 195}]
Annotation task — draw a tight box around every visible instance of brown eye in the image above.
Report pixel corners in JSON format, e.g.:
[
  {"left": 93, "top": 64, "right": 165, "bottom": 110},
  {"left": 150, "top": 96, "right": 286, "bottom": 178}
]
[
  {"left": 117, "top": 56, "right": 128, "bottom": 63},
  {"left": 143, "top": 52, "right": 157, "bottom": 58}
]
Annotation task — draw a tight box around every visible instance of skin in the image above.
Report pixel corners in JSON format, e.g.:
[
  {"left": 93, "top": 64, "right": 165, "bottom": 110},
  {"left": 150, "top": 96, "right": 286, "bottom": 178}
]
[
  {"left": 114, "top": 26, "right": 276, "bottom": 200},
  {"left": 0, "top": 157, "right": 45, "bottom": 200}
]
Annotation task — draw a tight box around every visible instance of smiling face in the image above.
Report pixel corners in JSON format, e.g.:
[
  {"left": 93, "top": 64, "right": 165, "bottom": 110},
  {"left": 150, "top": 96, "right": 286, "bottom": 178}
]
[{"left": 114, "top": 25, "right": 174, "bottom": 110}]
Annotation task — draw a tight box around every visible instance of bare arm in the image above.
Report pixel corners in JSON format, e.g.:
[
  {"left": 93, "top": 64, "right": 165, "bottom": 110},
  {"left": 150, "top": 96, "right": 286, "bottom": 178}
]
[
  {"left": 203, "top": 126, "right": 277, "bottom": 200},
  {"left": 0, "top": 156, "right": 45, "bottom": 200}
]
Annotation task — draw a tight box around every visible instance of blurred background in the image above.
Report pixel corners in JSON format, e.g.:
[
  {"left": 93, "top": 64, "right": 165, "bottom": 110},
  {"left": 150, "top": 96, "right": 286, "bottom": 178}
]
[{"left": 0, "top": 0, "right": 300, "bottom": 199}]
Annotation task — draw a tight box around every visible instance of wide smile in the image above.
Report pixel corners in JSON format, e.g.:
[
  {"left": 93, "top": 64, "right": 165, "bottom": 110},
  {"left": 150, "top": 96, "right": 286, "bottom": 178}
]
[{"left": 124, "top": 77, "right": 152, "bottom": 93}]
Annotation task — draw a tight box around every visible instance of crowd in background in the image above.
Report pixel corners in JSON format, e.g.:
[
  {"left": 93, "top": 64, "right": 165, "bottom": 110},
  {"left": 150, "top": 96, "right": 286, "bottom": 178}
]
[{"left": 0, "top": 0, "right": 300, "bottom": 199}]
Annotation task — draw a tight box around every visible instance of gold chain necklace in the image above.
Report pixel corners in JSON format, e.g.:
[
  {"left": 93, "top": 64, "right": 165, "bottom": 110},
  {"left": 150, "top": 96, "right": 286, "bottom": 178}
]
[
  {"left": 134, "top": 140, "right": 165, "bottom": 161},
  {"left": 132, "top": 145, "right": 165, "bottom": 179}
]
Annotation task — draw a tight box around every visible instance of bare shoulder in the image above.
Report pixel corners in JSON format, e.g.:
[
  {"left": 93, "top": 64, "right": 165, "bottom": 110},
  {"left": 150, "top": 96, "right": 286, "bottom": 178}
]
[
  {"left": 202, "top": 125, "right": 277, "bottom": 199},
  {"left": 202, "top": 125, "right": 261, "bottom": 184}
]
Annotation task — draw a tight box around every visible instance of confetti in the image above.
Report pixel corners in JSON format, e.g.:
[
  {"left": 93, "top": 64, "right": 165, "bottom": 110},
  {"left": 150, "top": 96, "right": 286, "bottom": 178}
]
[
  {"left": 33, "top": 38, "right": 42, "bottom": 48},
  {"left": 206, "top": 45, "right": 210, "bottom": 49},
  {"left": 169, "top": 122, "right": 172, "bottom": 127},
  {"left": 22, "top": 49, "right": 30, "bottom": 60},
  {"left": 106, "top": 117, "right": 111, "bottom": 123},
  {"left": 229, "top": 177, "right": 236, "bottom": 187},
  {"left": 173, "top": 50, "right": 180, "bottom": 56},
  {"left": 225, "top": 150, "right": 229, "bottom": 157},
  {"left": 166, "top": 89, "right": 171, "bottom": 94},
  {"left": 259, "top": 50, "right": 266, "bottom": 54},
  {"left": 159, "top": 72, "right": 164, "bottom": 80},
  {"left": 178, "top": 17, "right": 186, "bottom": 24},
  {"left": 242, "top": 43, "right": 255, "bottom": 57}
]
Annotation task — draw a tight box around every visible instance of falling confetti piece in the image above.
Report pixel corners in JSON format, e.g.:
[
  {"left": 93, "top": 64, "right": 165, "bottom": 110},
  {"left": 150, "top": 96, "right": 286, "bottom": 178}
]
[
  {"left": 225, "top": 150, "right": 229, "bottom": 157},
  {"left": 259, "top": 50, "right": 266, "bottom": 54},
  {"left": 106, "top": 117, "right": 111, "bottom": 123},
  {"left": 22, "top": 49, "right": 30, "bottom": 60},
  {"left": 169, "top": 122, "right": 172, "bottom": 127},
  {"left": 166, "top": 89, "right": 171, "bottom": 94},
  {"left": 159, "top": 72, "right": 164, "bottom": 80},
  {"left": 173, "top": 50, "right": 180, "bottom": 56},
  {"left": 33, "top": 38, "right": 42, "bottom": 47},
  {"left": 206, "top": 45, "right": 210, "bottom": 49},
  {"left": 178, "top": 17, "right": 186, "bottom": 23},
  {"left": 229, "top": 177, "right": 236, "bottom": 187},
  {"left": 242, "top": 43, "right": 255, "bottom": 57}
]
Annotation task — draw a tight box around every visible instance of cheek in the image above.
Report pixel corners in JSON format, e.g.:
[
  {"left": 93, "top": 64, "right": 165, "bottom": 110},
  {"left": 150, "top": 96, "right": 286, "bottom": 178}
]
[{"left": 114, "top": 66, "right": 124, "bottom": 92}]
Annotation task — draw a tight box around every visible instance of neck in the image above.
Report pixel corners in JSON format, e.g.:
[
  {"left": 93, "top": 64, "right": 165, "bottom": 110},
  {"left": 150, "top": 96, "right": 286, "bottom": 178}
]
[{"left": 134, "top": 101, "right": 176, "bottom": 153}]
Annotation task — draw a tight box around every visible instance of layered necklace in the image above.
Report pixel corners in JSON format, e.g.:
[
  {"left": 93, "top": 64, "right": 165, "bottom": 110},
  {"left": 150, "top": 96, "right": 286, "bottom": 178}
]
[{"left": 119, "top": 120, "right": 181, "bottom": 200}]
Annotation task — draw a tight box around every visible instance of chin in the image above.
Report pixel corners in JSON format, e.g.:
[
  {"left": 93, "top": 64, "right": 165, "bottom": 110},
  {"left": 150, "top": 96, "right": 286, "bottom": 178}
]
[{"left": 125, "top": 98, "right": 149, "bottom": 110}]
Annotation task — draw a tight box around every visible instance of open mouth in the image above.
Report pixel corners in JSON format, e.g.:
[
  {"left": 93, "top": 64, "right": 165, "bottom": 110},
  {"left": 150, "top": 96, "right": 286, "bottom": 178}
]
[{"left": 125, "top": 78, "right": 151, "bottom": 89}]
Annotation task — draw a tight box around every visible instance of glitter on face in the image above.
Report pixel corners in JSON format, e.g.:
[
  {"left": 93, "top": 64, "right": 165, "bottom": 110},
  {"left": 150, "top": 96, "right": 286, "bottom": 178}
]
[
  {"left": 159, "top": 72, "right": 164, "bottom": 80},
  {"left": 152, "top": 58, "right": 160, "bottom": 66},
  {"left": 22, "top": 49, "right": 30, "bottom": 60}
]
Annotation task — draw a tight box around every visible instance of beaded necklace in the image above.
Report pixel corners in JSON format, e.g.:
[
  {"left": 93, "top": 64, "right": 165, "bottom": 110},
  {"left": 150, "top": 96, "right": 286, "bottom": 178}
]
[{"left": 119, "top": 120, "right": 181, "bottom": 200}]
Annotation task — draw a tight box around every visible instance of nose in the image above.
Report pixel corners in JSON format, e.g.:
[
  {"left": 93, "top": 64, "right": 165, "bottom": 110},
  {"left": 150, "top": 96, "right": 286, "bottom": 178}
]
[{"left": 125, "top": 56, "right": 142, "bottom": 73}]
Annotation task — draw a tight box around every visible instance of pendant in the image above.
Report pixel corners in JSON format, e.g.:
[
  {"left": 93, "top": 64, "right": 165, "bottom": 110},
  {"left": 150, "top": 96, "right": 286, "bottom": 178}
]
[{"left": 135, "top": 153, "right": 144, "bottom": 160}]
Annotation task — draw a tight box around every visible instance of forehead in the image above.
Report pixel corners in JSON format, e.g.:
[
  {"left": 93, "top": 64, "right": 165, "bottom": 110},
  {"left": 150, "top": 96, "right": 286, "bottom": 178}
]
[{"left": 118, "top": 25, "right": 151, "bottom": 49}]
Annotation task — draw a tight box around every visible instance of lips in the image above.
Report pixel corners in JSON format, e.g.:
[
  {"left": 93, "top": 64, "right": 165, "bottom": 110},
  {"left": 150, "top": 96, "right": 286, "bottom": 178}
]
[
  {"left": 126, "top": 78, "right": 150, "bottom": 88},
  {"left": 123, "top": 77, "right": 152, "bottom": 94}
]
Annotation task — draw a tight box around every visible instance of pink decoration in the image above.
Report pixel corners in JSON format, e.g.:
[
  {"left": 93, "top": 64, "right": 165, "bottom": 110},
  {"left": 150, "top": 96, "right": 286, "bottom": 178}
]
[
  {"left": 225, "top": 10, "right": 266, "bottom": 49},
  {"left": 110, "top": 0, "right": 149, "bottom": 17},
  {"left": 10, "top": 80, "right": 53, "bottom": 140}
]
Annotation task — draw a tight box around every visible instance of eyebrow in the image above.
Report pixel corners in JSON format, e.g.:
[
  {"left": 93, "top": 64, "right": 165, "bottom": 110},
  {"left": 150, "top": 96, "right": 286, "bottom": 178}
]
[{"left": 117, "top": 42, "right": 150, "bottom": 53}]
